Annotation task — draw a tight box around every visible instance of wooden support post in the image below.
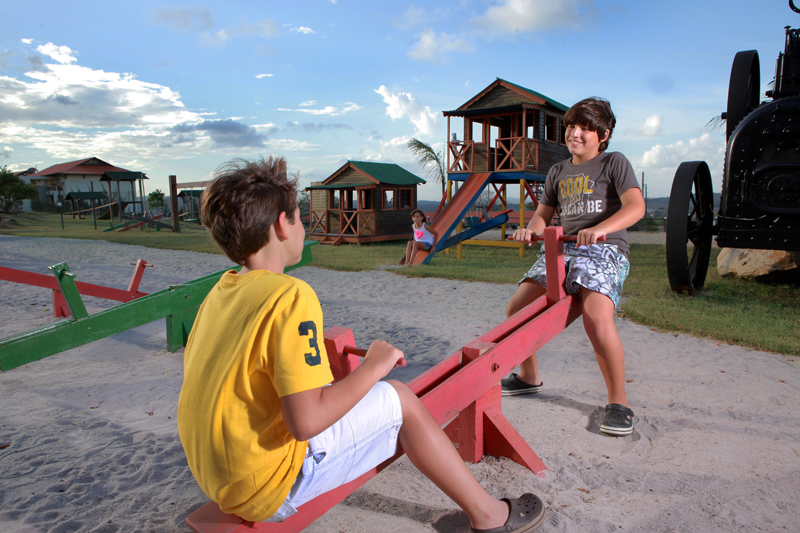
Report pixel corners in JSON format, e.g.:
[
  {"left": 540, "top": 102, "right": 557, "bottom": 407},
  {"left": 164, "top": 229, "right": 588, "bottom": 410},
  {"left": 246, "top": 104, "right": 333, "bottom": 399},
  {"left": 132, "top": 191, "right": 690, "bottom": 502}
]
[
  {"left": 445, "top": 179, "right": 453, "bottom": 255},
  {"left": 518, "top": 179, "right": 525, "bottom": 258},
  {"left": 169, "top": 175, "right": 181, "bottom": 233},
  {"left": 543, "top": 226, "right": 566, "bottom": 305},
  {"left": 501, "top": 185, "right": 507, "bottom": 242},
  {"left": 48, "top": 263, "right": 88, "bottom": 321}
]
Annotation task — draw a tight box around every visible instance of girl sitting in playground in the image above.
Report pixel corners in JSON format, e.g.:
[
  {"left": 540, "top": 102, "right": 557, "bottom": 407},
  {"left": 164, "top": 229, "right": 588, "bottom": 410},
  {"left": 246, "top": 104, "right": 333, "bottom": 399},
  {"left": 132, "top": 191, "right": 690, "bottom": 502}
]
[{"left": 402, "top": 209, "right": 437, "bottom": 265}]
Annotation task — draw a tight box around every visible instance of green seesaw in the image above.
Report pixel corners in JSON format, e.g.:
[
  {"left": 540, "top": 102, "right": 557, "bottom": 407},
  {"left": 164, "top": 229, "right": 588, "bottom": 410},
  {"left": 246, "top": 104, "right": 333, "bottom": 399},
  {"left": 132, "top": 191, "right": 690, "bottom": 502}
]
[{"left": 0, "top": 241, "right": 316, "bottom": 372}]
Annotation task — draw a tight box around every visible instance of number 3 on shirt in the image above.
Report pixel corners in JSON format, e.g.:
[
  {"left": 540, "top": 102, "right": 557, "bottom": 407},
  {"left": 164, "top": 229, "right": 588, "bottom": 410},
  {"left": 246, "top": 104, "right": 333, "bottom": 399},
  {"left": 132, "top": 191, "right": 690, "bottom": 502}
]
[{"left": 298, "top": 321, "right": 321, "bottom": 366}]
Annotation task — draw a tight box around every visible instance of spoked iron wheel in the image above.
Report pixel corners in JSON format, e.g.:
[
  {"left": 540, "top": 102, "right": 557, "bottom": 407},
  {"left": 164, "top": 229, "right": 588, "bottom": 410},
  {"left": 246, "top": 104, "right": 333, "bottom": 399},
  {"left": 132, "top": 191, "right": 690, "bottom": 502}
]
[
  {"left": 726, "top": 50, "right": 760, "bottom": 141},
  {"left": 666, "top": 161, "right": 715, "bottom": 294}
]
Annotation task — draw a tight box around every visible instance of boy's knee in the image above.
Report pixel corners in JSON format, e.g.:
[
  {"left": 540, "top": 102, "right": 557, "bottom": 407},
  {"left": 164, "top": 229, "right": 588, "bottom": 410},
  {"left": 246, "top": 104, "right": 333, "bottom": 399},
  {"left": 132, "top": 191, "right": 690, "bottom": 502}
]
[
  {"left": 386, "top": 380, "right": 424, "bottom": 415},
  {"left": 386, "top": 380, "right": 412, "bottom": 400}
]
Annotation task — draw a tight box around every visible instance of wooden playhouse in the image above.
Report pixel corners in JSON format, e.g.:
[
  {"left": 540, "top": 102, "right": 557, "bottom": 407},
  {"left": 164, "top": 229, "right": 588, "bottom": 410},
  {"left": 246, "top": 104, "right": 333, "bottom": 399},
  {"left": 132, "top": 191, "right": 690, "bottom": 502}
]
[{"left": 307, "top": 161, "right": 425, "bottom": 245}]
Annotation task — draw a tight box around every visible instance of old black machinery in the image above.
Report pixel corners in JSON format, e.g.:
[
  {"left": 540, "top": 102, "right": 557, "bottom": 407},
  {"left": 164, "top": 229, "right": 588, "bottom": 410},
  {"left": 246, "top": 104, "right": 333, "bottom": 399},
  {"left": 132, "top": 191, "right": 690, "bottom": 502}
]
[{"left": 667, "top": 1, "right": 800, "bottom": 294}]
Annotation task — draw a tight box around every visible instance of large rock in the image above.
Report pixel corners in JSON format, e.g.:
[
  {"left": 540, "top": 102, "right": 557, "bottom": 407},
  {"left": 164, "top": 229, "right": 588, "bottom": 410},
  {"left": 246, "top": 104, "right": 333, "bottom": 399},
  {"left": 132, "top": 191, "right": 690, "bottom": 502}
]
[{"left": 717, "top": 248, "right": 798, "bottom": 278}]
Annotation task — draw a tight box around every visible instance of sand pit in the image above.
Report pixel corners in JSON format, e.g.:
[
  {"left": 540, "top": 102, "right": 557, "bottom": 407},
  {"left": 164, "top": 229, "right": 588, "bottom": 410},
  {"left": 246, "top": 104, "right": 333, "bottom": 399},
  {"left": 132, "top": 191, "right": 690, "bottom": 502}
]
[{"left": 1, "top": 235, "right": 798, "bottom": 532}]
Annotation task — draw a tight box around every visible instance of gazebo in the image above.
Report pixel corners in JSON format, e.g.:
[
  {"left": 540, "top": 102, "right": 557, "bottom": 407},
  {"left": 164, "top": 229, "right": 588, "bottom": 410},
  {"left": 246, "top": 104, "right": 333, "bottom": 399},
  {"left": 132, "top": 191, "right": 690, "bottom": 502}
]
[
  {"left": 63, "top": 191, "right": 109, "bottom": 219},
  {"left": 100, "top": 171, "right": 149, "bottom": 218}
]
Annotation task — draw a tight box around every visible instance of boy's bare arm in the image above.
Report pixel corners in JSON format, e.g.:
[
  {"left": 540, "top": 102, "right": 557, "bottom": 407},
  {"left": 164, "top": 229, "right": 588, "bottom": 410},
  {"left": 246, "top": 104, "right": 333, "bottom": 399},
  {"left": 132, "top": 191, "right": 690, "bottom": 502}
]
[
  {"left": 513, "top": 204, "right": 556, "bottom": 244},
  {"left": 280, "top": 341, "right": 404, "bottom": 441},
  {"left": 577, "top": 187, "right": 646, "bottom": 246}
]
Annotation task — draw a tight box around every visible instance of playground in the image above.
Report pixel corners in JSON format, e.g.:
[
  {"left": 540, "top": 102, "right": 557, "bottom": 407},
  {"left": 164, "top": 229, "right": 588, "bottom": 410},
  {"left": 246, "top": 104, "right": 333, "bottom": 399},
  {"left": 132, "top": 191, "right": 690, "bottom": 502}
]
[{"left": 1, "top": 234, "right": 799, "bottom": 532}]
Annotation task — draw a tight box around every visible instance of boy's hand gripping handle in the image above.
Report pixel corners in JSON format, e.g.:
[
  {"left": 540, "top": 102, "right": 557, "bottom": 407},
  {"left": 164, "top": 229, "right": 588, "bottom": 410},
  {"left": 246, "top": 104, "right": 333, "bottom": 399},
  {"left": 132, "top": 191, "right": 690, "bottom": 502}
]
[
  {"left": 342, "top": 345, "right": 407, "bottom": 368},
  {"left": 508, "top": 234, "right": 606, "bottom": 242}
]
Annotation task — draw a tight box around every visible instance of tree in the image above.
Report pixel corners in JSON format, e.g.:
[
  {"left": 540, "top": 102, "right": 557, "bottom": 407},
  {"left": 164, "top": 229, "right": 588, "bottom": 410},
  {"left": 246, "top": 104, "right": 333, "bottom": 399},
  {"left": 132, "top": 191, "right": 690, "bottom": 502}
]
[
  {"left": 407, "top": 137, "right": 446, "bottom": 197},
  {"left": 0, "top": 166, "right": 38, "bottom": 214},
  {"left": 148, "top": 189, "right": 166, "bottom": 214},
  {"left": 297, "top": 190, "right": 310, "bottom": 216}
]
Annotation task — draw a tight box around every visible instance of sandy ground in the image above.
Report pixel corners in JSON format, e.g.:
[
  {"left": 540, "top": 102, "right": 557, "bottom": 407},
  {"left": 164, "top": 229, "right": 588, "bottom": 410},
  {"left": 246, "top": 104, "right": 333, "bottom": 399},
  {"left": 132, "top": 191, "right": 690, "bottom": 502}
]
[{"left": 1, "top": 234, "right": 798, "bottom": 533}]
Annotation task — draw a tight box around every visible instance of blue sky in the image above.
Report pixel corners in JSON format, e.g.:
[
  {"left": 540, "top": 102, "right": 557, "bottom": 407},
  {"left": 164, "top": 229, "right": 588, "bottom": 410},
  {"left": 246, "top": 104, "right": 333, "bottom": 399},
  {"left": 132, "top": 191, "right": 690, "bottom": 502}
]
[{"left": 0, "top": 0, "right": 796, "bottom": 201}]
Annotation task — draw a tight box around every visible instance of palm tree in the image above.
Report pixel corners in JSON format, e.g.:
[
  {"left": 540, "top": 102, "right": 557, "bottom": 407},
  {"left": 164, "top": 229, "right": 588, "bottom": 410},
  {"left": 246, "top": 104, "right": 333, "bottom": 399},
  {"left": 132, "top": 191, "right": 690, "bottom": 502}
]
[{"left": 407, "top": 137, "right": 446, "bottom": 197}]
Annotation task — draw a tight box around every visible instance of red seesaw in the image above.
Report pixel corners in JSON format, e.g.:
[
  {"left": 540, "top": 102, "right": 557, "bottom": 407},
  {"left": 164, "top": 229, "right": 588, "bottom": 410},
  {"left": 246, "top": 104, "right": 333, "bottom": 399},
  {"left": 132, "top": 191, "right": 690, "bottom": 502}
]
[
  {"left": 0, "top": 260, "right": 151, "bottom": 318},
  {"left": 186, "top": 226, "right": 584, "bottom": 533}
]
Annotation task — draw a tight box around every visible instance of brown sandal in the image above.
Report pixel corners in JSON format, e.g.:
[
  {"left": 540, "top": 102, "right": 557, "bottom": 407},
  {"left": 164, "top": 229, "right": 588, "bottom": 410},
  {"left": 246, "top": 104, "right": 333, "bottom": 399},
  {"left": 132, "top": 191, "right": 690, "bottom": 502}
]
[{"left": 469, "top": 493, "right": 546, "bottom": 533}]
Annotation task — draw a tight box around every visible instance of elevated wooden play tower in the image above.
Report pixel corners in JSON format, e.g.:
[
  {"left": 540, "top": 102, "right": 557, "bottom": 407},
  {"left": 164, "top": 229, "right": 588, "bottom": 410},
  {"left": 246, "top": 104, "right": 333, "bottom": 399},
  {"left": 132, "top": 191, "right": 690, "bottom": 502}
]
[{"left": 410, "top": 79, "right": 571, "bottom": 264}]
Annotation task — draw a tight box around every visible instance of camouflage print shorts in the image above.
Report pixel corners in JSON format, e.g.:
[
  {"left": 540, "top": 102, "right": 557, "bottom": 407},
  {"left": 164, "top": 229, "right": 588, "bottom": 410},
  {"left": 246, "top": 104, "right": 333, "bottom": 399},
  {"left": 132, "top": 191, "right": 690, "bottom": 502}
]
[{"left": 519, "top": 243, "right": 630, "bottom": 307}]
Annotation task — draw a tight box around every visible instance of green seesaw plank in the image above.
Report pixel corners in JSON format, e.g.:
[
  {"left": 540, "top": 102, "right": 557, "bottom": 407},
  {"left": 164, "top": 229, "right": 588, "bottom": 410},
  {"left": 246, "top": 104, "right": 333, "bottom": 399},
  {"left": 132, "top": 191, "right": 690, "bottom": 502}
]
[{"left": 0, "top": 241, "right": 316, "bottom": 371}]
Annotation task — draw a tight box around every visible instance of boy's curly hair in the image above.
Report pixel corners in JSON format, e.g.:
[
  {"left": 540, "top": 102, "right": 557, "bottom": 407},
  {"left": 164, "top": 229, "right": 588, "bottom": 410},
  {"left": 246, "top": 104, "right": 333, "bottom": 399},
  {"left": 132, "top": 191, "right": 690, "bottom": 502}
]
[
  {"left": 563, "top": 97, "right": 616, "bottom": 152},
  {"left": 200, "top": 156, "right": 298, "bottom": 265}
]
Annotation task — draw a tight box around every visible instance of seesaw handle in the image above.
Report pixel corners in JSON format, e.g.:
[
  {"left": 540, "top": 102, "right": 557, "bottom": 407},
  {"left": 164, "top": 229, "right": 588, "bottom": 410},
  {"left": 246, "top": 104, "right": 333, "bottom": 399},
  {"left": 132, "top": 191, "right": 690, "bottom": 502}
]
[
  {"left": 342, "top": 345, "right": 407, "bottom": 368},
  {"left": 508, "top": 234, "right": 606, "bottom": 242}
]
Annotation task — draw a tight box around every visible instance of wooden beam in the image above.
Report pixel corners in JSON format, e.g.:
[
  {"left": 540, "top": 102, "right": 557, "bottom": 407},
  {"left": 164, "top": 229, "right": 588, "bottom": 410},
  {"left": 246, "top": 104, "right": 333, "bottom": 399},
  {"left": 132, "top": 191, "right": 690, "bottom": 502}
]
[{"left": 176, "top": 180, "right": 213, "bottom": 189}]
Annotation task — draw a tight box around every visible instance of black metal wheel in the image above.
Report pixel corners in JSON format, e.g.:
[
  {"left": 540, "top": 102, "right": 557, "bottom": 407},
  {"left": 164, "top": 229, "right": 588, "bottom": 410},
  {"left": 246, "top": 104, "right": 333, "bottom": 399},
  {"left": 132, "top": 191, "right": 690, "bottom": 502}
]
[
  {"left": 666, "top": 161, "right": 715, "bottom": 294},
  {"left": 726, "top": 50, "right": 760, "bottom": 141}
]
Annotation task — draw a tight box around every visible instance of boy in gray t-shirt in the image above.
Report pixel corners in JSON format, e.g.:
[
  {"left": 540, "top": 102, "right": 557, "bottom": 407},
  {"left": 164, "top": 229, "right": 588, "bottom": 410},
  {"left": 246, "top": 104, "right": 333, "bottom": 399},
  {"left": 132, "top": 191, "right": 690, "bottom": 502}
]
[{"left": 502, "top": 97, "right": 645, "bottom": 437}]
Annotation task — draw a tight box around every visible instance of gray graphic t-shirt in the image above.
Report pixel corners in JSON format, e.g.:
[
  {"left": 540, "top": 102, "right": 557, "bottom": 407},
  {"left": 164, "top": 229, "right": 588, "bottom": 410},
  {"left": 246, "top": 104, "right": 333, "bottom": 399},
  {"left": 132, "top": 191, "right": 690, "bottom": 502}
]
[{"left": 540, "top": 151, "right": 640, "bottom": 256}]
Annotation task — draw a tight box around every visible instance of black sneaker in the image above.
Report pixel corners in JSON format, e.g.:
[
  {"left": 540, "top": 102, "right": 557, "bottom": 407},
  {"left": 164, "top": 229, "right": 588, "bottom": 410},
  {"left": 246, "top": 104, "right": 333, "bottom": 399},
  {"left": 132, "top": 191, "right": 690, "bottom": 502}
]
[
  {"left": 501, "top": 373, "right": 543, "bottom": 396},
  {"left": 600, "top": 403, "right": 634, "bottom": 436}
]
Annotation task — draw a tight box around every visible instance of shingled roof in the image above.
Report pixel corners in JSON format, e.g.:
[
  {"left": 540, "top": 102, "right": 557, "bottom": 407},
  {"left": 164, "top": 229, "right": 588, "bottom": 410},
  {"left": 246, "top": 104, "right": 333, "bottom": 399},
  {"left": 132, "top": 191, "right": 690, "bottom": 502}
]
[
  {"left": 443, "top": 78, "right": 569, "bottom": 117},
  {"left": 29, "top": 157, "right": 129, "bottom": 178}
]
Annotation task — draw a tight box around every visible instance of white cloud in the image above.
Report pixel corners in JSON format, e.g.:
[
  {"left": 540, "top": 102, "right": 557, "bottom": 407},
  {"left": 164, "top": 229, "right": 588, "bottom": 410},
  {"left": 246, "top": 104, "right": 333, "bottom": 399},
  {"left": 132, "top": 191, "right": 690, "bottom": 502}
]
[
  {"left": 409, "top": 28, "right": 474, "bottom": 63},
  {"left": 472, "top": 0, "right": 594, "bottom": 35},
  {"left": 636, "top": 114, "right": 663, "bottom": 136},
  {"left": 0, "top": 44, "right": 282, "bottom": 162},
  {"left": 35, "top": 43, "right": 77, "bottom": 65},
  {"left": 374, "top": 85, "right": 439, "bottom": 137},
  {"left": 393, "top": 6, "right": 428, "bottom": 31},
  {"left": 152, "top": 7, "right": 215, "bottom": 33},
  {"left": 152, "top": 12, "right": 279, "bottom": 46},
  {"left": 299, "top": 100, "right": 317, "bottom": 107},
  {"left": 291, "top": 26, "right": 316, "bottom": 34},
  {"left": 277, "top": 103, "right": 361, "bottom": 116},
  {"left": 200, "top": 29, "right": 229, "bottom": 48},
  {"left": 2, "top": 145, "right": 13, "bottom": 158},
  {"left": 21, "top": 38, "right": 33, "bottom": 44},
  {"left": 236, "top": 18, "right": 280, "bottom": 38},
  {"left": 636, "top": 132, "right": 725, "bottom": 190},
  {"left": 256, "top": 73, "right": 274, "bottom": 79},
  {"left": 640, "top": 133, "right": 722, "bottom": 169}
]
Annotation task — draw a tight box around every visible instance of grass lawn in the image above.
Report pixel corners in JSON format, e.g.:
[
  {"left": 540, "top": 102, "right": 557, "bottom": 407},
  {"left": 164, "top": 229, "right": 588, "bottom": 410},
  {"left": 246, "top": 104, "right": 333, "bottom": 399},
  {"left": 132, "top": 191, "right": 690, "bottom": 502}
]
[{"left": 3, "top": 211, "right": 799, "bottom": 355}]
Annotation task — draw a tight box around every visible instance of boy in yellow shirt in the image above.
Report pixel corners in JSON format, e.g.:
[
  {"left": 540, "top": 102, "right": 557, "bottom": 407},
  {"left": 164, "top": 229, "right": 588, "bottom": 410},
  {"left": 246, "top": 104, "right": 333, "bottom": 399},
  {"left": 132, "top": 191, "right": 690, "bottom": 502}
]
[{"left": 177, "top": 157, "right": 546, "bottom": 532}]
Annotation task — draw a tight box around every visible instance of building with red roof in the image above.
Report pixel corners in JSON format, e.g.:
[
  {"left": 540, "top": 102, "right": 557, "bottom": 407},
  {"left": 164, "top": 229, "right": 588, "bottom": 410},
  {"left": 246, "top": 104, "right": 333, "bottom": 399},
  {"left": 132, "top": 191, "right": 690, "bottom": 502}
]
[{"left": 25, "top": 157, "right": 148, "bottom": 214}]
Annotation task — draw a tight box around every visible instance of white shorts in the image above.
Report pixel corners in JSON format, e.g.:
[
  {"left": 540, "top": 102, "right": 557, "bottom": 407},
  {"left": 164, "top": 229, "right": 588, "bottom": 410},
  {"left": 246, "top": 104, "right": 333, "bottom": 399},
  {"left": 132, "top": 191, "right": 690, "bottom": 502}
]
[{"left": 266, "top": 381, "right": 403, "bottom": 522}]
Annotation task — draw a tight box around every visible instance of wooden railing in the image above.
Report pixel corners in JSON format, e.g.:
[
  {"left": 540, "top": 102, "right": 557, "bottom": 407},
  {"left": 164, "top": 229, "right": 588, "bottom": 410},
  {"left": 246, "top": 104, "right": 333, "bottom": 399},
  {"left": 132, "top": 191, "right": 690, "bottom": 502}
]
[
  {"left": 495, "top": 137, "right": 538, "bottom": 172},
  {"left": 448, "top": 140, "right": 474, "bottom": 172},
  {"left": 311, "top": 209, "right": 376, "bottom": 236}
]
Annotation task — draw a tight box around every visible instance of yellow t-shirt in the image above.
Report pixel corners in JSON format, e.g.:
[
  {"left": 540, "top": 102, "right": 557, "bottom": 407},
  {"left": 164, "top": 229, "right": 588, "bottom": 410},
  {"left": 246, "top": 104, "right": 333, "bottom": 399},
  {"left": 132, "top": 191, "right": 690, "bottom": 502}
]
[{"left": 178, "top": 270, "right": 334, "bottom": 521}]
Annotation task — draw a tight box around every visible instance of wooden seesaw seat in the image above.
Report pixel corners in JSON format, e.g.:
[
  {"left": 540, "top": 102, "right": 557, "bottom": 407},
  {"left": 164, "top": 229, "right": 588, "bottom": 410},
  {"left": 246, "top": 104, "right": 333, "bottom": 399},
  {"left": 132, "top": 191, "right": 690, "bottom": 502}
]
[{"left": 186, "top": 226, "right": 584, "bottom": 533}]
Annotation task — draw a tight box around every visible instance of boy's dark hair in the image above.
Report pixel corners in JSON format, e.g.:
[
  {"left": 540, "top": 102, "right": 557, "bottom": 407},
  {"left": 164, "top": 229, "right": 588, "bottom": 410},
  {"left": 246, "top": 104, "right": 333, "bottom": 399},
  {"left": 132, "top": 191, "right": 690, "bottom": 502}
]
[
  {"left": 201, "top": 156, "right": 298, "bottom": 265},
  {"left": 563, "top": 97, "right": 616, "bottom": 152}
]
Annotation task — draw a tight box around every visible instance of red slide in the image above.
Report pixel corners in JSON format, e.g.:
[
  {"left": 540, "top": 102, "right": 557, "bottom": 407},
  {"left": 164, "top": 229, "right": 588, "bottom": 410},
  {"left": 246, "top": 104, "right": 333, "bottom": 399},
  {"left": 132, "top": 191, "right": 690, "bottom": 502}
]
[{"left": 409, "top": 172, "right": 493, "bottom": 265}]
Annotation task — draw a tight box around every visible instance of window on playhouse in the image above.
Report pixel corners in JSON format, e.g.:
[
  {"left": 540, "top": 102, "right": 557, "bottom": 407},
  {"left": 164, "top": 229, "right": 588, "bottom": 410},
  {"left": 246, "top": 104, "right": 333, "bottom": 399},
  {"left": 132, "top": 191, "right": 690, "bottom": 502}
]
[
  {"left": 342, "top": 190, "right": 356, "bottom": 210},
  {"left": 560, "top": 123, "right": 567, "bottom": 144},
  {"left": 399, "top": 189, "right": 412, "bottom": 209},
  {"left": 329, "top": 189, "right": 340, "bottom": 209},
  {"left": 359, "top": 189, "right": 372, "bottom": 210},
  {"left": 526, "top": 110, "right": 539, "bottom": 139},
  {"left": 545, "top": 115, "right": 557, "bottom": 142},
  {"left": 470, "top": 120, "right": 483, "bottom": 143},
  {"left": 383, "top": 189, "right": 395, "bottom": 210}
]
